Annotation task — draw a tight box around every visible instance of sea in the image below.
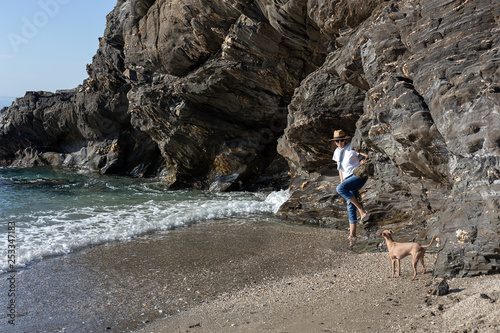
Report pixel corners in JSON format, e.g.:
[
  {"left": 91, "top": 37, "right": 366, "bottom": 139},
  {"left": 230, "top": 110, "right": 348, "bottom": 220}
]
[
  {"left": 0, "top": 167, "right": 291, "bottom": 274},
  {"left": 0, "top": 167, "right": 299, "bottom": 331},
  {"left": 0, "top": 97, "right": 15, "bottom": 109}
]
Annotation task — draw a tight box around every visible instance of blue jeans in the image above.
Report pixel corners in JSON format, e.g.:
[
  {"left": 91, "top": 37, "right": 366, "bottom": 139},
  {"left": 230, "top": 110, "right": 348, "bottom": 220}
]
[{"left": 336, "top": 174, "right": 367, "bottom": 224}]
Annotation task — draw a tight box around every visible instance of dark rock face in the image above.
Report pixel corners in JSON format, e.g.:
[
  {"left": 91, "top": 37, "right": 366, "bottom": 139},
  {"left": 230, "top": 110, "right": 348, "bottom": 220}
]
[
  {"left": 1, "top": 0, "right": 499, "bottom": 276},
  {"left": 279, "top": 0, "right": 500, "bottom": 277}
]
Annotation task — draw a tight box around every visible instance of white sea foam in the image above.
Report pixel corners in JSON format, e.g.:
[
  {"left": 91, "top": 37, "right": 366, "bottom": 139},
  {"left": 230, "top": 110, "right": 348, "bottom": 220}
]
[
  {"left": 264, "top": 189, "right": 291, "bottom": 213},
  {"left": 0, "top": 188, "right": 290, "bottom": 273}
]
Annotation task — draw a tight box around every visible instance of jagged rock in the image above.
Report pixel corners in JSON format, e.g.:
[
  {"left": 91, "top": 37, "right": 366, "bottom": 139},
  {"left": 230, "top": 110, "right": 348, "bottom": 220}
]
[
  {"left": 0, "top": 0, "right": 499, "bottom": 276},
  {"left": 430, "top": 279, "right": 450, "bottom": 296},
  {"left": 278, "top": 0, "right": 500, "bottom": 277}
]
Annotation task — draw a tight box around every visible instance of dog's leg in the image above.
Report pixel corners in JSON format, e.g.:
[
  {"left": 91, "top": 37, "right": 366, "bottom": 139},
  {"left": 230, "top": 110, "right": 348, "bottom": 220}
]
[
  {"left": 397, "top": 259, "right": 401, "bottom": 277},
  {"left": 391, "top": 259, "right": 395, "bottom": 278},
  {"left": 411, "top": 256, "right": 418, "bottom": 281}
]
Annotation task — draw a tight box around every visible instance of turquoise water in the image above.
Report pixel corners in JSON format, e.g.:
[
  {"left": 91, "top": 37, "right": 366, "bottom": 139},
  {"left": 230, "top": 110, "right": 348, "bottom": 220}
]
[{"left": 0, "top": 167, "right": 290, "bottom": 273}]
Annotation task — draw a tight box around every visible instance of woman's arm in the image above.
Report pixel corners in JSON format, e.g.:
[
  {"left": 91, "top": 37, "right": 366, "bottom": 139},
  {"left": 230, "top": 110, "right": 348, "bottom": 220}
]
[
  {"left": 358, "top": 152, "right": 367, "bottom": 164},
  {"left": 339, "top": 169, "right": 344, "bottom": 183}
]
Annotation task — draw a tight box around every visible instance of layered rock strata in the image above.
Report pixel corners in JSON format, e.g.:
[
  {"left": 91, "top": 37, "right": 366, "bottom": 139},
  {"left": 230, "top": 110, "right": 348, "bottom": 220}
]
[{"left": 1, "top": 0, "right": 499, "bottom": 276}]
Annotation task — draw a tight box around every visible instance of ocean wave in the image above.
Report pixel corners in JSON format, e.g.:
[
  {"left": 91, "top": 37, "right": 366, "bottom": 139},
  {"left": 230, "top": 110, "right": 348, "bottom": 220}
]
[{"left": 0, "top": 188, "right": 290, "bottom": 273}]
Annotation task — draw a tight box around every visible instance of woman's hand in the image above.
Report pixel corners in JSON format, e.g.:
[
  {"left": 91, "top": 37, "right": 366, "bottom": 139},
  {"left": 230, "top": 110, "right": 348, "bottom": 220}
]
[{"left": 359, "top": 152, "right": 367, "bottom": 164}]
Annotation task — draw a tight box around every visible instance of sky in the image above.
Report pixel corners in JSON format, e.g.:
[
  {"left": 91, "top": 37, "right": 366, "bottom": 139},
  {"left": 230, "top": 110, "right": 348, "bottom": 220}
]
[{"left": 0, "top": 0, "right": 117, "bottom": 105}]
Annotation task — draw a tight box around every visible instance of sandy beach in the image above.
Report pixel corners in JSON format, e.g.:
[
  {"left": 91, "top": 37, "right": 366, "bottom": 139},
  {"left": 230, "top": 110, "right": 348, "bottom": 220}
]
[
  {"left": 3, "top": 218, "right": 498, "bottom": 333},
  {"left": 135, "top": 223, "right": 500, "bottom": 333},
  {"left": 138, "top": 251, "right": 499, "bottom": 333}
]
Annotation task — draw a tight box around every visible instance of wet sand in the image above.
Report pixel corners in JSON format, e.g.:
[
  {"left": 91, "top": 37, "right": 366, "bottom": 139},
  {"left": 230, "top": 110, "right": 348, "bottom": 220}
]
[
  {"left": 0, "top": 218, "right": 352, "bottom": 332},
  {"left": 2, "top": 218, "right": 498, "bottom": 333}
]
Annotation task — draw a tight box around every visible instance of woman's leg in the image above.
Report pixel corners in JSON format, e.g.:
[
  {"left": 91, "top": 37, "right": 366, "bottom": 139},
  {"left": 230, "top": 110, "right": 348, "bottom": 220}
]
[
  {"left": 347, "top": 195, "right": 358, "bottom": 224},
  {"left": 350, "top": 196, "right": 368, "bottom": 220},
  {"left": 349, "top": 223, "right": 357, "bottom": 241},
  {"left": 347, "top": 192, "right": 359, "bottom": 239},
  {"left": 337, "top": 175, "right": 368, "bottom": 223}
]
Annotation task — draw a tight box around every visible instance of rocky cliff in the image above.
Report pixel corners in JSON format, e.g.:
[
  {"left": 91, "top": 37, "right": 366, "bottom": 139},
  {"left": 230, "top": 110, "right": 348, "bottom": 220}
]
[{"left": 1, "top": 0, "right": 499, "bottom": 277}]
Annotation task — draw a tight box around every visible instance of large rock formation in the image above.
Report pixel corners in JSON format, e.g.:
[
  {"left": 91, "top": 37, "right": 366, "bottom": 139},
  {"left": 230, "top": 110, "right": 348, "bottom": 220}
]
[
  {"left": 1, "top": 0, "right": 499, "bottom": 277},
  {"left": 278, "top": 0, "right": 500, "bottom": 277}
]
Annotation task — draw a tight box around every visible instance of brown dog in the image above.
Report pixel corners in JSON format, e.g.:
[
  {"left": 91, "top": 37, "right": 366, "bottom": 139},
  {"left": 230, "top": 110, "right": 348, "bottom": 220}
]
[{"left": 380, "top": 230, "right": 436, "bottom": 281}]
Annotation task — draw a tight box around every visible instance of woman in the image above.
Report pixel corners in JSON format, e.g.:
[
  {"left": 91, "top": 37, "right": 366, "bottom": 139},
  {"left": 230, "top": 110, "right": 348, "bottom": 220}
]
[{"left": 331, "top": 129, "right": 369, "bottom": 241}]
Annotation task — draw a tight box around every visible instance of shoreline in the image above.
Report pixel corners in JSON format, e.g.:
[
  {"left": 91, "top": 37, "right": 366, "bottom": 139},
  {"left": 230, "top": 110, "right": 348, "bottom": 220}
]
[
  {"left": 0, "top": 218, "right": 352, "bottom": 332},
  {"left": 1, "top": 218, "right": 498, "bottom": 333}
]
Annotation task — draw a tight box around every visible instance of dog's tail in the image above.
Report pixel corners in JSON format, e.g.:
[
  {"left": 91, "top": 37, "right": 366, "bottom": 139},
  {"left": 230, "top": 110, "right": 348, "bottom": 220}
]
[{"left": 422, "top": 235, "right": 436, "bottom": 248}]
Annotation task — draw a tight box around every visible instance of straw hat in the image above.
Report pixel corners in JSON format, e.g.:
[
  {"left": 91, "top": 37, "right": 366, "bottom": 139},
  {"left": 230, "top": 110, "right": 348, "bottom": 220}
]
[{"left": 329, "top": 129, "right": 351, "bottom": 141}]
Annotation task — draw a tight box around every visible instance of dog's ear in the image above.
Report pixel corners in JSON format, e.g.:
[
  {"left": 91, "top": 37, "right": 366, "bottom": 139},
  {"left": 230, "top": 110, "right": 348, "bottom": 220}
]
[{"left": 388, "top": 229, "right": 394, "bottom": 234}]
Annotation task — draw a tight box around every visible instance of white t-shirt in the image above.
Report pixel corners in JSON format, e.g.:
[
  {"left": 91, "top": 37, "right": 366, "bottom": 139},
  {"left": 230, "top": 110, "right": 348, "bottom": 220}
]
[{"left": 332, "top": 143, "right": 361, "bottom": 178}]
